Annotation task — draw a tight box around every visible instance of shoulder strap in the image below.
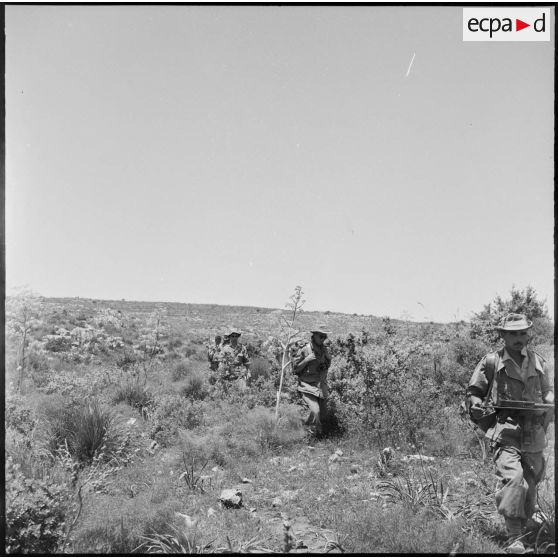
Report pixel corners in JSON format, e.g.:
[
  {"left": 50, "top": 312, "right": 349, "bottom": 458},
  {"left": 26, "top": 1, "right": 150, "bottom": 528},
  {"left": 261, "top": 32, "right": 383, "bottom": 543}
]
[
  {"left": 483, "top": 352, "right": 498, "bottom": 408},
  {"left": 528, "top": 349, "right": 545, "bottom": 392}
]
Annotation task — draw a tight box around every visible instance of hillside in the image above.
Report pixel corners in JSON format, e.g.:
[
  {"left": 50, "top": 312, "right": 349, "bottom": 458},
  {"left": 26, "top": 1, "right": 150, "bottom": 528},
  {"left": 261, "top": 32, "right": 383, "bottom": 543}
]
[
  {"left": 5, "top": 293, "right": 554, "bottom": 555},
  {"left": 42, "top": 296, "right": 434, "bottom": 339}
]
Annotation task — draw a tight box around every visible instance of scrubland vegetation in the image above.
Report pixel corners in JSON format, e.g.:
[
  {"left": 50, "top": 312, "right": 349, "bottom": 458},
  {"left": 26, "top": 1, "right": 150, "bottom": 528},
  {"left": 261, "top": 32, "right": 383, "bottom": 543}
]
[{"left": 4, "top": 286, "right": 555, "bottom": 554}]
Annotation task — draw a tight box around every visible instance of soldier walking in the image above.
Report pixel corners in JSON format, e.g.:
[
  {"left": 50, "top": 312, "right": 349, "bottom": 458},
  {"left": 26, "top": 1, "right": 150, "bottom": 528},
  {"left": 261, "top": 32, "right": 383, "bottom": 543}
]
[
  {"left": 293, "top": 327, "right": 332, "bottom": 439},
  {"left": 207, "top": 334, "right": 223, "bottom": 372},
  {"left": 466, "top": 314, "right": 554, "bottom": 554},
  {"left": 218, "top": 328, "right": 251, "bottom": 388}
]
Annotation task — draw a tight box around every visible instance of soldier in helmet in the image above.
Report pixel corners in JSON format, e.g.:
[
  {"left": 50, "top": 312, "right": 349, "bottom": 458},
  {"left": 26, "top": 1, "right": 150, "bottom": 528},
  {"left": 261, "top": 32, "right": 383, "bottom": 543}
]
[
  {"left": 466, "top": 313, "right": 554, "bottom": 554},
  {"left": 218, "top": 328, "right": 251, "bottom": 388},
  {"left": 292, "top": 326, "right": 332, "bottom": 438}
]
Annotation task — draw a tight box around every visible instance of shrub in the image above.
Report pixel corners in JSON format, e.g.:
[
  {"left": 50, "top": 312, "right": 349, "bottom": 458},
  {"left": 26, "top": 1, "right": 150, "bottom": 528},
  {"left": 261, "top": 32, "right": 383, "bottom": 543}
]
[
  {"left": 249, "top": 357, "right": 271, "bottom": 381},
  {"left": 470, "top": 286, "right": 551, "bottom": 344},
  {"left": 112, "top": 376, "right": 153, "bottom": 412},
  {"left": 171, "top": 360, "right": 192, "bottom": 382},
  {"left": 72, "top": 503, "right": 179, "bottom": 554},
  {"left": 116, "top": 350, "right": 137, "bottom": 370},
  {"left": 39, "top": 366, "right": 114, "bottom": 403},
  {"left": 139, "top": 524, "right": 213, "bottom": 554},
  {"left": 179, "top": 372, "right": 208, "bottom": 400},
  {"left": 182, "top": 344, "right": 199, "bottom": 359},
  {"left": 221, "top": 405, "right": 306, "bottom": 453},
  {"left": 5, "top": 457, "right": 70, "bottom": 554},
  {"left": 149, "top": 394, "right": 205, "bottom": 447},
  {"left": 175, "top": 431, "right": 211, "bottom": 490},
  {"left": 336, "top": 503, "right": 502, "bottom": 554},
  {"left": 40, "top": 397, "right": 125, "bottom": 465},
  {"left": 328, "top": 335, "right": 442, "bottom": 447},
  {"left": 27, "top": 343, "right": 51, "bottom": 387},
  {"left": 43, "top": 332, "right": 73, "bottom": 353},
  {"left": 6, "top": 395, "right": 37, "bottom": 437}
]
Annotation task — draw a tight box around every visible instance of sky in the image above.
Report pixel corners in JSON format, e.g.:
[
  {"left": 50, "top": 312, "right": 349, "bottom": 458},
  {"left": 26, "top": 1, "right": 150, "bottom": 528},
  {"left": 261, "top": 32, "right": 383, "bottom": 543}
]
[{"left": 5, "top": 5, "right": 555, "bottom": 323}]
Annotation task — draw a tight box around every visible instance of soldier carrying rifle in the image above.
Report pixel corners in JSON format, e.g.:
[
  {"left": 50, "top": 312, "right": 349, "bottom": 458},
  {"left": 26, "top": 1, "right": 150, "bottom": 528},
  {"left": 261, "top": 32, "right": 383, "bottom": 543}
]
[
  {"left": 292, "top": 326, "right": 332, "bottom": 439},
  {"left": 466, "top": 313, "right": 554, "bottom": 554}
]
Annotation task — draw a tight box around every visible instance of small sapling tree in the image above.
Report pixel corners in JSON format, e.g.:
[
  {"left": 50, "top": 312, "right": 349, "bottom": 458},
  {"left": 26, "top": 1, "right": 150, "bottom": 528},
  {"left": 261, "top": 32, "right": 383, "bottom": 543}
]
[
  {"left": 134, "top": 305, "right": 169, "bottom": 382},
  {"left": 6, "top": 288, "right": 43, "bottom": 393},
  {"left": 274, "top": 286, "right": 305, "bottom": 422}
]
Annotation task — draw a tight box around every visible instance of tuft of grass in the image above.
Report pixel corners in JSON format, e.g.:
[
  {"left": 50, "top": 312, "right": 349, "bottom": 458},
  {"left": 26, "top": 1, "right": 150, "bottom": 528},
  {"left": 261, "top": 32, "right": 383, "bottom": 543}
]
[
  {"left": 112, "top": 377, "right": 152, "bottom": 411},
  {"left": 40, "top": 397, "right": 124, "bottom": 465},
  {"left": 179, "top": 372, "right": 208, "bottom": 400},
  {"left": 249, "top": 357, "right": 271, "bottom": 381},
  {"left": 171, "top": 359, "right": 193, "bottom": 382},
  {"left": 249, "top": 405, "right": 306, "bottom": 451},
  {"left": 533, "top": 490, "right": 555, "bottom": 554},
  {"left": 138, "top": 524, "right": 214, "bottom": 554},
  {"left": 177, "top": 432, "right": 210, "bottom": 491},
  {"left": 332, "top": 503, "right": 502, "bottom": 554}
]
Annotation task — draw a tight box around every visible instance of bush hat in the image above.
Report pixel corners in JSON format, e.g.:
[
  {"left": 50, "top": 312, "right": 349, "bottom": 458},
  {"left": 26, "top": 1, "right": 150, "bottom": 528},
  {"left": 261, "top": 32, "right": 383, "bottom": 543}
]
[
  {"left": 227, "top": 328, "right": 241, "bottom": 337},
  {"left": 311, "top": 326, "right": 332, "bottom": 336},
  {"left": 495, "top": 313, "right": 532, "bottom": 331}
]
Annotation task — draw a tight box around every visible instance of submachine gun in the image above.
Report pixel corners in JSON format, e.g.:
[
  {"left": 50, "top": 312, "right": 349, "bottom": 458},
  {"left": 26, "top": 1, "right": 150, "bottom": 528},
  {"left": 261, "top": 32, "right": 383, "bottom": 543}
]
[
  {"left": 494, "top": 400, "right": 555, "bottom": 431},
  {"left": 493, "top": 400, "right": 555, "bottom": 412}
]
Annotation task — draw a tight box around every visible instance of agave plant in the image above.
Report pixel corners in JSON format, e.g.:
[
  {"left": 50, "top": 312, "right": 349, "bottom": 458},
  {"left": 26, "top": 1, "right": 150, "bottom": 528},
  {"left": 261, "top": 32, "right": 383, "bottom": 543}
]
[
  {"left": 138, "top": 524, "right": 213, "bottom": 554},
  {"left": 533, "top": 498, "right": 555, "bottom": 554},
  {"left": 217, "top": 535, "right": 275, "bottom": 554}
]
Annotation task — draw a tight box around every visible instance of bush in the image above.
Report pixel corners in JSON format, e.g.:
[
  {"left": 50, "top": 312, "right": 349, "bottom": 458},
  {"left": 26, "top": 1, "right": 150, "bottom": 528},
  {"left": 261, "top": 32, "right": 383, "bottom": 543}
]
[
  {"left": 40, "top": 397, "right": 125, "bottom": 465},
  {"left": 179, "top": 372, "right": 208, "bottom": 400},
  {"left": 27, "top": 344, "right": 51, "bottom": 387},
  {"left": 182, "top": 344, "right": 199, "bottom": 359},
  {"left": 171, "top": 360, "right": 192, "bottom": 382},
  {"left": 116, "top": 350, "right": 137, "bottom": 370},
  {"left": 249, "top": 357, "right": 271, "bottom": 381},
  {"left": 112, "top": 377, "right": 153, "bottom": 411},
  {"left": 337, "top": 503, "right": 502, "bottom": 554},
  {"left": 328, "top": 335, "right": 442, "bottom": 447},
  {"left": 149, "top": 394, "right": 205, "bottom": 447},
  {"left": 5, "top": 457, "right": 70, "bottom": 554},
  {"left": 470, "top": 286, "right": 551, "bottom": 344},
  {"left": 216, "top": 405, "right": 305, "bottom": 454},
  {"left": 6, "top": 395, "right": 37, "bottom": 437},
  {"left": 43, "top": 333, "right": 73, "bottom": 353}
]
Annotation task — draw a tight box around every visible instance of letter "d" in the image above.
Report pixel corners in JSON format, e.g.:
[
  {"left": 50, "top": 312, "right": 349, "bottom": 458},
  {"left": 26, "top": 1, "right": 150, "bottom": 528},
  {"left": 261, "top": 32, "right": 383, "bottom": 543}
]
[{"left": 534, "top": 13, "right": 546, "bottom": 32}]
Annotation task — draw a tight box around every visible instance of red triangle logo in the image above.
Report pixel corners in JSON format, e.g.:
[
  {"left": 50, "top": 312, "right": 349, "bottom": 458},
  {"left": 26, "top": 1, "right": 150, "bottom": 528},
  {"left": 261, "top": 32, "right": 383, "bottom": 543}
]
[{"left": 516, "top": 19, "right": 530, "bottom": 31}]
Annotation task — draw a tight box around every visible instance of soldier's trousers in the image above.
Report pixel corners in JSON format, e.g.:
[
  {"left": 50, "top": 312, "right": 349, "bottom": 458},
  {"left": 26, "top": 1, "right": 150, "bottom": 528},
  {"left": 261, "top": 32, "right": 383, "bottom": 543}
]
[
  {"left": 493, "top": 446, "right": 545, "bottom": 521},
  {"left": 300, "top": 393, "right": 327, "bottom": 436}
]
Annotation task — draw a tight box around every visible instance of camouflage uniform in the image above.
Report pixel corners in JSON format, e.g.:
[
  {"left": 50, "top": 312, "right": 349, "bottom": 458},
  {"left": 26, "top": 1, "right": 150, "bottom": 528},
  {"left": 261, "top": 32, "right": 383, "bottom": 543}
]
[
  {"left": 293, "top": 328, "right": 332, "bottom": 437},
  {"left": 218, "top": 344, "right": 250, "bottom": 380},
  {"left": 207, "top": 346, "right": 221, "bottom": 371},
  {"left": 217, "top": 329, "right": 251, "bottom": 387},
  {"left": 467, "top": 315, "right": 554, "bottom": 548},
  {"left": 207, "top": 336, "right": 222, "bottom": 372}
]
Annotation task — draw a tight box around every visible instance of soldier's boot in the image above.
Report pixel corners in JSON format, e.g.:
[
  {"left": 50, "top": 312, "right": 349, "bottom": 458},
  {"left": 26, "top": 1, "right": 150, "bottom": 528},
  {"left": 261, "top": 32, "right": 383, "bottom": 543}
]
[
  {"left": 505, "top": 518, "right": 526, "bottom": 555},
  {"left": 507, "top": 540, "right": 526, "bottom": 555}
]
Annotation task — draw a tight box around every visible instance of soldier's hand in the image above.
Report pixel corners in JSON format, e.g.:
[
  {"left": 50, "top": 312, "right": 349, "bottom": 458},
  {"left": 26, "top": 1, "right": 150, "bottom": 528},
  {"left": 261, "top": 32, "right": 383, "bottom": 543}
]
[{"left": 468, "top": 397, "right": 485, "bottom": 420}]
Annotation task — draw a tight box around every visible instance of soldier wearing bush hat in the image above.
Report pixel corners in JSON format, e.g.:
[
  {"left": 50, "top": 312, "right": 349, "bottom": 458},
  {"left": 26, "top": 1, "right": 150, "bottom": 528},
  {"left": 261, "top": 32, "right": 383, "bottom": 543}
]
[
  {"left": 466, "top": 313, "right": 554, "bottom": 554},
  {"left": 218, "top": 327, "right": 251, "bottom": 388},
  {"left": 292, "top": 326, "right": 332, "bottom": 439}
]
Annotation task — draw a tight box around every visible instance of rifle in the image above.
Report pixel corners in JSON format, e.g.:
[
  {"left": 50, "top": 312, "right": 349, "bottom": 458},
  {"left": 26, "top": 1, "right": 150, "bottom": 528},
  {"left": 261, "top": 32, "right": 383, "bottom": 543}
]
[{"left": 493, "top": 400, "right": 555, "bottom": 412}]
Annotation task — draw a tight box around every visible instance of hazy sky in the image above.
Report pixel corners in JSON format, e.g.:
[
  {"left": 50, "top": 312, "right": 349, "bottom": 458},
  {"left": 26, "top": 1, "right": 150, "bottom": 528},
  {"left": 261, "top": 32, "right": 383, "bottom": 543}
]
[{"left": 5, "top": 5, "right": 554, "bottom": 322}]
